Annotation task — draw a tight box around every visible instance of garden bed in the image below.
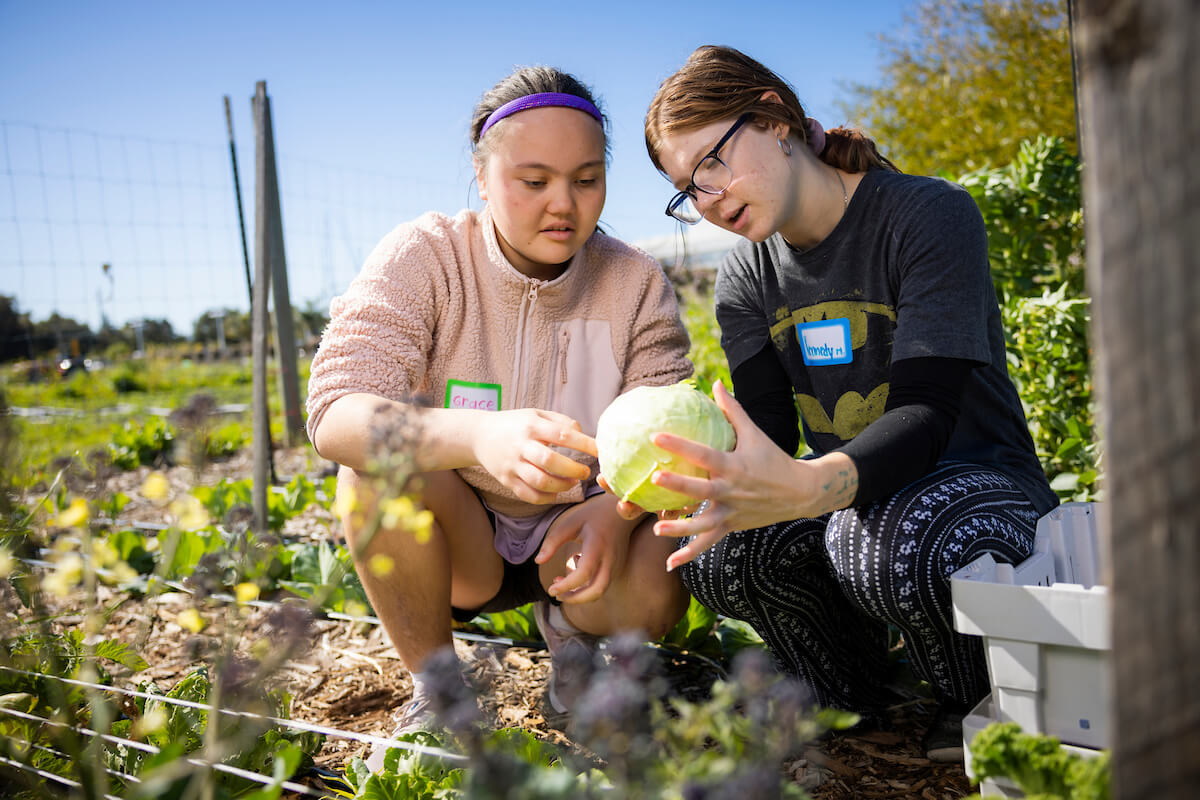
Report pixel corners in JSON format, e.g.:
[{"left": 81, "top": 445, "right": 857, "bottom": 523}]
[{"left": 9, "top": 444, "right": 975, "bottom": 799}]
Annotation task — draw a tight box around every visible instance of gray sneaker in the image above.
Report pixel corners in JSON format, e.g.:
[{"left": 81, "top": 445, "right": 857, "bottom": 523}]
[
  {"left": 364, "top": 693, "right": 436, "bottom": 773},
  {"left": 922, "top": 704, "right": 966, "bottom": 763},
  {"left": 533, "top": 600, "right": 599, "bottom": 714}
]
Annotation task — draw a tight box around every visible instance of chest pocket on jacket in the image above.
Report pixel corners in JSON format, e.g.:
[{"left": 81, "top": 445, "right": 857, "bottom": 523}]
[{"left": 548, "top": 319, "right": 621, "bottom": 436}]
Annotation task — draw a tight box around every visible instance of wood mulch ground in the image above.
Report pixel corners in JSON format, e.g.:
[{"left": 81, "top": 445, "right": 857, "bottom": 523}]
[{"left": 24, "top": 445, "right": 976, "bottom": 799}]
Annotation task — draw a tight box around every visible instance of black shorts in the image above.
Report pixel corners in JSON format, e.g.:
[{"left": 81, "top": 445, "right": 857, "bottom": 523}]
[{"left": 449, "top": 507, "right": 558, "bottom": 624}]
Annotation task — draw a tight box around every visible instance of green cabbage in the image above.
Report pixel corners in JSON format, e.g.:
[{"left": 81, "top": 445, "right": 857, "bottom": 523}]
[{"left": 596, "top": 382, "right": 735, "bottom": 511}]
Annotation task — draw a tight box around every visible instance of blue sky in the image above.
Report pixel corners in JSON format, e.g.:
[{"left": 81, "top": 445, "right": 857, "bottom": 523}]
[{"left": 0, "top": 0, "right": 911, "bottom": 334}]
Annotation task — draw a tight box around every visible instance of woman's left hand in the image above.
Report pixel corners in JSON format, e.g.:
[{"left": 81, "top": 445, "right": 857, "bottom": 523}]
[
  {"left": 650, "top": 381, "right": 854, "bottom": 571},
  {"left": 535, "top": 492, "right": 646, "bottom": 604}
]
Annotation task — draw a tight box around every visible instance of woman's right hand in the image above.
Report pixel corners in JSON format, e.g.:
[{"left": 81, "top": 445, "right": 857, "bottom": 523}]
[{"left": 473, "top": 409, "right": 597, "bottom": 504}]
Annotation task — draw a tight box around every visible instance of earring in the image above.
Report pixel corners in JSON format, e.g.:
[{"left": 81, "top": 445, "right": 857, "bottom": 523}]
[{"left": 778, "top": 137, "right": 793, "bottom": 157}]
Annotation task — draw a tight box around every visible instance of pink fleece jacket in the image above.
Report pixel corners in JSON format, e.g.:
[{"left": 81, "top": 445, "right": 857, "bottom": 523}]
[{"left": 306, "top": 207, "right": 693, "bottom": 518}]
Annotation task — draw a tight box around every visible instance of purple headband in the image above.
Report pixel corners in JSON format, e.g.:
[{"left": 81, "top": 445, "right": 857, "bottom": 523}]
[
  {"left": 805, "top": 118, "right": 826, "bottom": 156},
  {"left": 479, "top": 92, "right": 603, "bottom": 137}
]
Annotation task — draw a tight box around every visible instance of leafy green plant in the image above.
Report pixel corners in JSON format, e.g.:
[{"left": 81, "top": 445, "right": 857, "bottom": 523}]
[
  {"left": 192, "top": 475, "right": 318, "bottom": 531},
  {"left": 341, "top": 731, "right": 465, "bottom": 799},
  {"left": 101, "top": 528, "right": 157, "bottom": 575},
  {"left": 155, "top": 526, "right": 226, "bottom": 579},
  {"left": 1003, "top": 284, "right": 1099, "bottom": 500},
  {"left": 281, "top": 540, "right": 372, "bottom": 616},
  {"left": 968, "top": 721, "right": 1110, "bottom": 800},
  {"left": 464, "top": 605, "right": 539, "bottom": 642},
  {"left": 108, "top": 417, "right": 175, "bottom": 470},
  {"left": 960, "top": 135, "right": 1085, "bottom": 306},
  {"left": 53, "top": 370, "right": 91, "bottom": 400},
  {"left": 681, "top": 293, "right": 731, "bottom": 397},
  {"left": 206, "top": 421, "right": 248, "bottom": 460},
  {"left": 359, "top": 642, "right": 849, "bottom": 799},
  {"left": 111, "top": 363, "right": 148, "bottom": 394},
  {"left": 957, "top": 135, "right": 1099, "bottom": 499},
  {"left": 104, "top": 667, "right": 324, "bottom": 796}
]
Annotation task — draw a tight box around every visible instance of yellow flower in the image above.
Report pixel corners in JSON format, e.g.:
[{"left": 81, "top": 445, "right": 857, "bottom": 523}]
[
  {"left": 104, "top": 562, "right": 140, "bottom": 586},
  {"left": 41, "top": 553, "right": 83, "bottom": 598},
  {"left": 334, "top": 485, "right": 357, "bottom": 519},
  {"left": 91, "top": 538, "right": 119, "bottom": 568},
  {"left": 413, "top": 510, "right": 435, "bottom": 544},
  {"left": 53, "top": 498, "right": 89, "bottom": 529},
  {"left": 132, "top": 707, "right": 167, "bottom": 739},
  {"left": 368, "top": 553, "right": 395, "bottom": 577},
  {"left": 0, "top": 549, "right": 13, "bottom": 579},
  {"left": 141, "top": 472, "right": 170, "bottom": 502},
  {"left": 380, "top": 496, "right": 435, "bottom": 543},
  {"left": 343, "top": 600, "right": 369, "bottom": 618},
  {"left": 380, "top": 496, "right": 415, "bottom": 529},
  {"left": 169, "top": 496, "right": 210, "bottom": 531},
  {"left": 42, "top": 571, "right": 71, "bottom": 598},
  {"left": 235, "top": 582, "right": 260, "bottom": 604},
  {"left": 177, "top": 608, "right": 206, "bottom": 633}
]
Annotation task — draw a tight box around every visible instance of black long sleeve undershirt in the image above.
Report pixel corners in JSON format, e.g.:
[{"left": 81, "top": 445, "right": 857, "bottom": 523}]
[{"left": 729, "top": 344, "right": 975, "bottom": 507}]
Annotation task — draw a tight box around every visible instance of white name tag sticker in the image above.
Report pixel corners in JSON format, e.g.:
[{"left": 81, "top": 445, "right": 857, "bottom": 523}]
[
  {"left": 796, "top": 318, "right": 853, "bottom": 366},
  {"left": 445, "top": 379, "right": 502, "bottom": 411}
]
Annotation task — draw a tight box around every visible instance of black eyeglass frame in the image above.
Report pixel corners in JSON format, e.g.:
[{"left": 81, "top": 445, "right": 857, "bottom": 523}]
[{"left": 664, "top": 111, "right": 754, "bottom": 223}]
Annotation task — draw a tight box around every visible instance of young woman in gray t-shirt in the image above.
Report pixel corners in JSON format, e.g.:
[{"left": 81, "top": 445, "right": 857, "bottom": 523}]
[{"left": 620, "top": 44, "right": 1059, "bottom": 763}]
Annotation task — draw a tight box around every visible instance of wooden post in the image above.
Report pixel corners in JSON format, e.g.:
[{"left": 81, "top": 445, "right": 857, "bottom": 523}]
[
  {"left": 1075, "top": 2, "right": 1200, "bottom": 797},
  {"left": 251, "top": 82, "right": 273, "bottom": 533},
  {"left": 258, "top": 92, "right": 305, "bottom": 447},
  {"left": 223, "top": 96, "right": 254, "bottom": 310}
]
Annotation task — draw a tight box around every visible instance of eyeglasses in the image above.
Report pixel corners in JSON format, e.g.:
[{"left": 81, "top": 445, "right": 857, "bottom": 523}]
[{"left": 665, "top": 112, "right": 752, "bottom": 225}]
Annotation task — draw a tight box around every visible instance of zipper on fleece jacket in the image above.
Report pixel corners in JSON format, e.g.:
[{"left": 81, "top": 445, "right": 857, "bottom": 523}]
[{"left": 509, "top": 280, "right": 542, "bottom": 407}]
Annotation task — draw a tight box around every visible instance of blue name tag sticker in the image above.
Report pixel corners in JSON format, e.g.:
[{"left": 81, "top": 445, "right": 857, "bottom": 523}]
[
  {"left": 796, "top": 318, "right": 853, "bottom": 366},
  {"left": 445, "top": 379, "right": 502, "bottom": 411}
]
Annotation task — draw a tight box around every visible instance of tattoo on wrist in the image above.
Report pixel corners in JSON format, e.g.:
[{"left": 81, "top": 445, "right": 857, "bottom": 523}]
[{"left": 820, "top": 468, "right": 858, "bottom": 513}]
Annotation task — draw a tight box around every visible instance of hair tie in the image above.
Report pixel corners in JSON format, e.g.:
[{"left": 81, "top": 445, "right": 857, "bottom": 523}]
[
  {"left": 804, "top": 117, "right": 826, "bottom": 156},
  {"left": 480, "top": 92, "right": 603, "bottom": 137}
]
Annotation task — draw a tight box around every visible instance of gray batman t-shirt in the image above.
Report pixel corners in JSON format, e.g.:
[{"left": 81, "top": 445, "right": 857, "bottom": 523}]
[{"left": 715, "top": 169, "right": 1058, "bottom": 514}]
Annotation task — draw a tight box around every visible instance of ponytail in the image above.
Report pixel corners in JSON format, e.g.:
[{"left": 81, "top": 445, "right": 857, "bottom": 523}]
[{"left": 821, "top": 126, "right": 900, "bottom": 173}]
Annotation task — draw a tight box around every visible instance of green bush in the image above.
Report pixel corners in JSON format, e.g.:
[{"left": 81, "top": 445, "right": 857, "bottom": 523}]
[
  {"left": 1003, "top": 285, "right": 1099, "bottom": 500},
  {"left": 959, "top": 135, "right": 1085, "bottom": 304},
  {"left": 204, "top": 421, "right": 248, "bottom": 460},
  {"left": 111, "top": 363, "right": 148, "bottom": 393},
  {"left": 681, "top": 294, "right": 730, "bottom": 397},
  {"left": 960, "top": 136, "right": 1100, "bottom": 500}
]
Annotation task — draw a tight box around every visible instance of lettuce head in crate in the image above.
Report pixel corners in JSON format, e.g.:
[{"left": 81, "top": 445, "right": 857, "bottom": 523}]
[{"left": 596, "top": 381, "right": 735, "bottom": 512}]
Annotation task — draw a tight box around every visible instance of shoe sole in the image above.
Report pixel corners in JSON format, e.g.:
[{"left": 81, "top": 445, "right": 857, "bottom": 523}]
[{"left": 925, "top": 745, "right": 964, "bottom": 763}]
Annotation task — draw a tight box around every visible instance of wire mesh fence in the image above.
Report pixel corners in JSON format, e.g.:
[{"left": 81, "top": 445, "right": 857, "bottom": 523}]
[{"left": 0, "top": 118, "right": 464, "bottom": 355}]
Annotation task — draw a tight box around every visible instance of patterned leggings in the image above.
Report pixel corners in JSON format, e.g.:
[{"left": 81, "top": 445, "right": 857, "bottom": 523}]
[{"left": 678, "top": 462, "right": 1041, "bottom": 712}]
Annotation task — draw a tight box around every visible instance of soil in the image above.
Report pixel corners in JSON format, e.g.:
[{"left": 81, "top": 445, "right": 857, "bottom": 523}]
[{"left": 23, "top": 445, "right": 976, "bottom": 799}]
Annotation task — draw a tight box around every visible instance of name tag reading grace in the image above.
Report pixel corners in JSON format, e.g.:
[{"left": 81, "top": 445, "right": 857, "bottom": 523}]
[{"left": 445, "top": 379, "right": 502, "bottom": 411}]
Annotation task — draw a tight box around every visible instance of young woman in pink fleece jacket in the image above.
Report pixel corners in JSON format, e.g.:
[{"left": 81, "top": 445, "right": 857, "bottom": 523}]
[{"left": 305, "top": 66, "right": 694, "bottom": 752}]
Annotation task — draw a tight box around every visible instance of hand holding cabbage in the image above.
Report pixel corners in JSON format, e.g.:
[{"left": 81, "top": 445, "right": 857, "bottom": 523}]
[
  {"left": 598, "top": 381, "right": 861, "bottom": 572},
  {"left": 595, "top": 382, "right": 735, "bottom": 512}
]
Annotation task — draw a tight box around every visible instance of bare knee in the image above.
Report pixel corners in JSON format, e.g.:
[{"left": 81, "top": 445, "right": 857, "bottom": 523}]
[
  {"left": 640, "top": 571, "right": 690, "bottom": 639},
  {"left": 615, "top": 522, "right": 690, "bottom": 639}
]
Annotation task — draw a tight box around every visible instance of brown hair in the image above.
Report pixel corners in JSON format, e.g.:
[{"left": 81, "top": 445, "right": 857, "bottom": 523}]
[
  {"left": 645, "top": 45, "right": 898, "bottom": 175},
  {"left": 470, "top": 66, "right": 609, "bottom": 164}
]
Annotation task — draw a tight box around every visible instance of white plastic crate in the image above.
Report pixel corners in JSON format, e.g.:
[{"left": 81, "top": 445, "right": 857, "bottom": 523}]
[
  {"left": 951, "top": 502, "right": 1110, "bottom": 749},
  {"left": 963, "top": 693, "right": 1103, "bottom": 798}
]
